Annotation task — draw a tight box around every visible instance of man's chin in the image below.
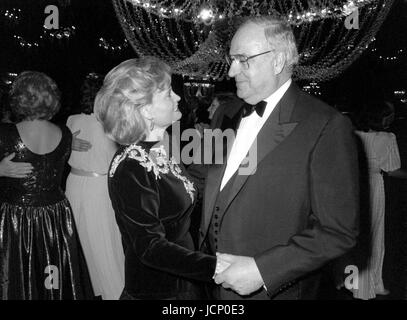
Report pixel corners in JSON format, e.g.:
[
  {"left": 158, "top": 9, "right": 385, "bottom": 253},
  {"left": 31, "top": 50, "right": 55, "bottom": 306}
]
[
  {"left": 173, "top": 114, "right": 182, "bottom": 122},
  {"left": 236, "top": 89, "right": 246, "bottom": 100},
  {"left": 237, "top": 90, "right": 254, "bottom": 103}
]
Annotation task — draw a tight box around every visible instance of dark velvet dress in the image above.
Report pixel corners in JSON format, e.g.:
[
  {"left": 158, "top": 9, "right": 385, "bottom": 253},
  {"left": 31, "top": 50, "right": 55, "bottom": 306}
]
[
  {"left": 0, "top": 123, "right": 94, "bottom": 300},
  {"left": 108, "top": 141, "right": 216, "bottom": 300}
]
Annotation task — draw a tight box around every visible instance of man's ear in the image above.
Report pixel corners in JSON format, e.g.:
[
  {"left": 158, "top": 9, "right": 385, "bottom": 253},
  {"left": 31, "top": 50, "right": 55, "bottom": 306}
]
[{"left": 272, "top": 52, "right": 286, "bottom": 75}]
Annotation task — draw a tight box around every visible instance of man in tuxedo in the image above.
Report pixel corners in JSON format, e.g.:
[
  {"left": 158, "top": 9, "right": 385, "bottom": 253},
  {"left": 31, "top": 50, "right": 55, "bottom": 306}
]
[{"left": 199, "top": 16, "right": 360, "bottom": 299}]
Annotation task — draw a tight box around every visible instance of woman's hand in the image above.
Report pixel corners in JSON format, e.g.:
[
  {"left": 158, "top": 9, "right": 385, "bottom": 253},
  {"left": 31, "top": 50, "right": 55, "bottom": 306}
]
[
  {"left": 0, "top": 153, "right": 33, "bottom": 178},
  {"left": 72, "top": 130, "right": 92, "bottom": 152}
]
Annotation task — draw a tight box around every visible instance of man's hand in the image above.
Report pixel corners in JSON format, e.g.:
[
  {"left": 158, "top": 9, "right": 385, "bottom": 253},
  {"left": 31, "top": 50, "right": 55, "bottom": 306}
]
[
  {"left": 0, "top": 153, "right": 33, "bottom": 178},
  {"left": 214, "top": 253, "right": 264, "bottom": 296},
  {"left": 213, "top": 256, "right": 231, "bottom": 279},
  {"left": 72, "top": 130, "right": 92, "bottom": 152}
]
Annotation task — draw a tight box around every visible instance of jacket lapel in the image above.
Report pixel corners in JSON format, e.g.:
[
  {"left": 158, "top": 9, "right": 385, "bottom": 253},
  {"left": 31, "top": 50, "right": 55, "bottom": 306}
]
[
  {"left": 201, "top": 104, "right": 243, "bottom": 244},
  {"left": 201, "top": 83, "right": 302, "bottom": 244},
  {"left": 224, "top": 82, "right": 300, "bottom": 212}
]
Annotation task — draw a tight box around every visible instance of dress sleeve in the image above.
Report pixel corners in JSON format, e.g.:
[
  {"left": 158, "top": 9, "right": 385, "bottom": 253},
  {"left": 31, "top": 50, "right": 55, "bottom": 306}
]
[
  {"left": 376, "top": 132, "right": 401, "bottom": 172},
  {"left": 111, "top": 158, "right": 216, "bottom": 282}
]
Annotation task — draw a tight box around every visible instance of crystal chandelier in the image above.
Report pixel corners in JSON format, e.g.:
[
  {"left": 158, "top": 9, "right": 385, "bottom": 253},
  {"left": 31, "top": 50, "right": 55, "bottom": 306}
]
[{"left": 113, "top": 0, "right": 395, "bottom": 81}]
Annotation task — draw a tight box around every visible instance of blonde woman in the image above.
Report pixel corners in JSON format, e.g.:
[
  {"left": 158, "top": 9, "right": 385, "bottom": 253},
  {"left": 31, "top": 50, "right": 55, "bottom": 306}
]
[{"left": 96, "top": 57, "right": 227, "bottom": 300}]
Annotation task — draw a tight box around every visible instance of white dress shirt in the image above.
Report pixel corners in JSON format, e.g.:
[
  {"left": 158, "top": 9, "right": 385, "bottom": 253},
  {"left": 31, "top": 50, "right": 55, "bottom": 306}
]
[{"left": 220, "top": 79, "right": 292, "bottom": 190}]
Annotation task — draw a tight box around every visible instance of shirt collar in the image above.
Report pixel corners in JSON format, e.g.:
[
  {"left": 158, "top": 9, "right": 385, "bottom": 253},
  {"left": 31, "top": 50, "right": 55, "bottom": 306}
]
[
  {"left": 261, "top": 78, "right": 292, "bottom": 120},
  {"left": 264, "top": 79, "right": 292, "bottom": 108}
]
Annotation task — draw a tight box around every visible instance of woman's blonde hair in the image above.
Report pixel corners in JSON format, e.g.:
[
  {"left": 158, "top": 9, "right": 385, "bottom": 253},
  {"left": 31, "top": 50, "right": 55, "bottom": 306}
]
[{"left": 94, "top": 56, "right": 171, "bottom": 145}]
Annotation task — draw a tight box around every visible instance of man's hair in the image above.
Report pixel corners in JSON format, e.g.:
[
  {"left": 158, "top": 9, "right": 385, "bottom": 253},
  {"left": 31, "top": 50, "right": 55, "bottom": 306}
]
[
  {"left": 94, "top": 56, "right": 171, "bottom": 145},
  {"left": 239, "top": 16, "right": 299, "bottom": 72},
  {"left": 9, "top": 71, "right": 61, "bottom": 121}
]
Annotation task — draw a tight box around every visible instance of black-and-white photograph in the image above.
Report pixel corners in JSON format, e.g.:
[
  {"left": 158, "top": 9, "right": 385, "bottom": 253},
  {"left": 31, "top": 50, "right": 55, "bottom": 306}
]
[{"left": 0, "top": 0, "right": 406, "bottom": 309}]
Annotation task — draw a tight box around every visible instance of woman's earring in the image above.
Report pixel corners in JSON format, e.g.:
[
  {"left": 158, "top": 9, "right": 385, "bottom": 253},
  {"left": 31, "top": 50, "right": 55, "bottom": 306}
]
[{"left": 150, "top": 119, "right": 155, "bottom": 131}]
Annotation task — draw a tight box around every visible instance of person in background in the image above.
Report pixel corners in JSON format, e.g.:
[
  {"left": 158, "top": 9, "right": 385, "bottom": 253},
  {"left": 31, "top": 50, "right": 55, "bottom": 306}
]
[
  {"left": 195, "top": 92, "right": 242, "bottom": 134},
  {"left": 0, "top": 79, "right": 90, "bottom": 202},
  {"left": 65, "top": 75, "right": 125, "bottom": 300},
  {"left": 0, "top": 71, "right": 94, "bottom": 299},
  {"left": 350, "top": 100, "right": 403, "bottom": 299},
  {"left": 0, "top": 90, "right": 13, "bottom": 124}
]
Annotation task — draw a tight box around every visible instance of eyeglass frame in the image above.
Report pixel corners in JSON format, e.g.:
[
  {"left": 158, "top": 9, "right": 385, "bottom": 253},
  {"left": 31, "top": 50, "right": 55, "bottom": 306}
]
[{"left": 225, "top": 50, "right": 274, "bottom": 69}]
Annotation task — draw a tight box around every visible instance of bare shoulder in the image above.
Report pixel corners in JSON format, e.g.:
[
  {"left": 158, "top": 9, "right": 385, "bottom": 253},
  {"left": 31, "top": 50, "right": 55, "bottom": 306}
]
[{"left": 45, "top": 122, "right": 64, "bottom": 146}]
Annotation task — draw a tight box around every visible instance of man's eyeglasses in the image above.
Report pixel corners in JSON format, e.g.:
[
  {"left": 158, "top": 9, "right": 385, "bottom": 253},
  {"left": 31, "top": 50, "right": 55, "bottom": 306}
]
[{"left": 225, "top": 50, "right": 273, "bottom": 69}]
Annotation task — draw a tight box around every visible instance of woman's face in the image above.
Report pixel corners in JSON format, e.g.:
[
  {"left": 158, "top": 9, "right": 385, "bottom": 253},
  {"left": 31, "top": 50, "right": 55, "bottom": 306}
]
[
  {"left": 207, "top": 97, "right": 220, "bottom": 119},
  {"left": 148, "top": 85, "right": 182, "bottom": 129}
]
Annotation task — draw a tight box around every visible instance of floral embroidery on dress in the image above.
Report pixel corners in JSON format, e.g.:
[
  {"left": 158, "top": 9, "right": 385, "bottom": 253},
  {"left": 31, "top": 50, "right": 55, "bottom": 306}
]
[
  {"left": 109, "top": 149, "right": 130, "bottom": 178},
  {"left": 109, "top": 143, "right": 195, "bottom": 202},
  {"left": 143, "top": 145, "right": 170, "bottom": 178}
]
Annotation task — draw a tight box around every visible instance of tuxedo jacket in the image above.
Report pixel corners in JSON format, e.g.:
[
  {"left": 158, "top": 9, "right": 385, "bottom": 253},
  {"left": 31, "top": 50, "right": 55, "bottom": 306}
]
[{"left": 199, "top": 83, "right": 360, "bottom": 299}]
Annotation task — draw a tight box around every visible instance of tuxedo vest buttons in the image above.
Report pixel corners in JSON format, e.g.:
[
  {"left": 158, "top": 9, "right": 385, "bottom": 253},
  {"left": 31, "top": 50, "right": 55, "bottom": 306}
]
[{"left": 208, "top": 174, "right": 237, "bottom": 253}]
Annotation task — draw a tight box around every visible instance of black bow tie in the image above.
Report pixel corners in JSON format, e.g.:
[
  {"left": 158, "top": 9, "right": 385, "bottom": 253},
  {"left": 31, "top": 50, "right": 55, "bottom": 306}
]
[{"left": 242, "top": 101, "right": 267, "bottom": 118}]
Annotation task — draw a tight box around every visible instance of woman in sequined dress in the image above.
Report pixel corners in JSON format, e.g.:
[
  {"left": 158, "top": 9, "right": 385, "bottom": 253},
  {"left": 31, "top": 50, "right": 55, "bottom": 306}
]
[
  {"left": 0, "top": 71, "right": 94, "bottom": 300},
  {"left": 96, "top": 57, "right": 227, "bottom": 300}
]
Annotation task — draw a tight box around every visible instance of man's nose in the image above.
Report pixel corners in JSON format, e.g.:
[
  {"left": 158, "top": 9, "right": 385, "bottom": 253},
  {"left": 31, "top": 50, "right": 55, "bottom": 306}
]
[{"left": 228, "top": 61, "right": 240, "bottom": 78}]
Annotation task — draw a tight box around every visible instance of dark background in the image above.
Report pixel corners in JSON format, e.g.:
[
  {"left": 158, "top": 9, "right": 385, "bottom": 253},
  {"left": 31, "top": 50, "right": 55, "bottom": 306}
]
[{"left": 1, "top": 0, "right": 406, "bottom": 121}]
